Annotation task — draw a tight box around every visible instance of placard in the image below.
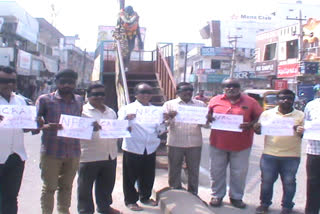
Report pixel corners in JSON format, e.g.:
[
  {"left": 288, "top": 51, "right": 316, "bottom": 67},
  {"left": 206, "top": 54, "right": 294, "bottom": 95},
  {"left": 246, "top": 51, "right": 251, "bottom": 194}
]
[
  {"left": 0, "top": 105, "right": 37, "bottom": 129},
  {"left": 134, "top": 106, "right": 164, "bottom": 124},
  {"left": 303, "top": 121, "right": 320, "bottom": 141},
  {"left": 99, "top": 119, "right": 131, "bottom": 139},
  {"left": 261, "top": 117, "right": 294, "bottom": 136},
  {"left": 57, "top": 114, "right": 94, "bottom": 140},
  {"left": 211, "top": 113, "right": 243, "bottom": 132},
  {"left": 175, "top": 105, "right": 208, "bottom": 125}
]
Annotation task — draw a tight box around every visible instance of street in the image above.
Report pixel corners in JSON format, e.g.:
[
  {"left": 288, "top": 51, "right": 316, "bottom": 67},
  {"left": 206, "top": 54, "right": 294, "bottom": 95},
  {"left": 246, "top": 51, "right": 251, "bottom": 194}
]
[{"left": 18, "top": 129, "right": 308, "bottom": 214}]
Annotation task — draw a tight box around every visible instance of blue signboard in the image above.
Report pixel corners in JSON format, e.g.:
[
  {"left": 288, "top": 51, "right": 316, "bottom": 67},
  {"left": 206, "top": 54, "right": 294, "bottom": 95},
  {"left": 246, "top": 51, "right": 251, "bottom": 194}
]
[
  {"left": 207, "top": 74, "right": 229, "bottom": 83},
  {"left": 201, "top": 47, "right": 233, "bottom": 57},
  {"left": 297, "top": 84, "right": 315, "bottom": 102}
]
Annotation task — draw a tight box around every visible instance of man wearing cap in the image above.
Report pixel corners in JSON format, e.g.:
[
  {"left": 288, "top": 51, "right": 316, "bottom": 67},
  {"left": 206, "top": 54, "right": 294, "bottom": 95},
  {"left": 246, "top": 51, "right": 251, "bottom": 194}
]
[
  {"left": 207, "top": 78, "right": 263, "bottom": 209},
  {"left": 36, "top": 69, "right": 83, "bottom": 214},
  {"left": 304, "top": 85, "right": 320, "bottom": 214}
]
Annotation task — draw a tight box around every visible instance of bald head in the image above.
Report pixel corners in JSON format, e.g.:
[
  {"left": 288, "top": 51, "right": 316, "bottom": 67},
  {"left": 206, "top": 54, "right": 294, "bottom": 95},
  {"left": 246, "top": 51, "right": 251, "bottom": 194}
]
[{"left": 222, "top": 78, "right": 241, "bottom": 100}]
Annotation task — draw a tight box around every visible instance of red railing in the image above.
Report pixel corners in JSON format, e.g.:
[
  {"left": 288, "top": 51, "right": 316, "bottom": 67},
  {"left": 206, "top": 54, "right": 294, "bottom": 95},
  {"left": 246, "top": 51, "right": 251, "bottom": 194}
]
[{"left": 155, "top": 44, "right": 176, "bottom": 101}]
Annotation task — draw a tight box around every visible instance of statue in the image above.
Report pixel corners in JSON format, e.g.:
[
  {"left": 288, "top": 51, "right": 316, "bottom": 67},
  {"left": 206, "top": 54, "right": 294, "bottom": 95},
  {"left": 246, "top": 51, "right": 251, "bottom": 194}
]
[{"left": 113, "top": 5, "right": 143, "bottom": 70}]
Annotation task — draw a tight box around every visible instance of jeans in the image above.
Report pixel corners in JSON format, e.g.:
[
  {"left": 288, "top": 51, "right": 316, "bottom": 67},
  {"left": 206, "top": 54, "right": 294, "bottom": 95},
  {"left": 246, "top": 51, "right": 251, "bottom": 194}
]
[
  {"left": 77, "top": 158, "right": 117, "bottom": 214},
  {"left": 305, "top": 154, "right": 320, "bottom": 214},
  {"left": 259, "top": 154, "right": 300, "bottom": 209},
  {"left": 0, "top": 153, "right": 25, "bottom": 214}
]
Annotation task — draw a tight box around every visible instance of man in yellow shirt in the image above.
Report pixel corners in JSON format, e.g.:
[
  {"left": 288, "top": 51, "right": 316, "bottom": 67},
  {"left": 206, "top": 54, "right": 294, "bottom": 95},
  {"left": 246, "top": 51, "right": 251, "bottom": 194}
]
[{"left": 253, "top": 89, "right": 304, "bottom": 214}]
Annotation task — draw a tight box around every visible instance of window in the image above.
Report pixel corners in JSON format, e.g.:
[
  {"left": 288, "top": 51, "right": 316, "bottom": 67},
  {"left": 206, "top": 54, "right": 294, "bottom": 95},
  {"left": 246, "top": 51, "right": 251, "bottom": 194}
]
[
  {"left": 194, "top": 60, "right": 203, "bottom": 69},
  {"left": 286, "top": 39, "right": 298, "bottom": 59},
  {"left": 211, "top": 60, "right": 221, "bottom": 69},
  {"left": 38, "top": 43, "right": 45, "bottom": 54},
  {"left": 264, "top": 43, "right": 277, "bottom": 60},
  {"left": 46, "top": 46, "right": 52, "bottom": 56}
]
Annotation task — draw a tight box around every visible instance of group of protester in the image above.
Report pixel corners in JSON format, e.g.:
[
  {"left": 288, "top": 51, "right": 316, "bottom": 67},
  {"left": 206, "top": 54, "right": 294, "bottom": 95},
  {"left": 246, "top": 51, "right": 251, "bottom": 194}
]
[{"left": 0, "top": 65, "right": 319, "bottom": 214}]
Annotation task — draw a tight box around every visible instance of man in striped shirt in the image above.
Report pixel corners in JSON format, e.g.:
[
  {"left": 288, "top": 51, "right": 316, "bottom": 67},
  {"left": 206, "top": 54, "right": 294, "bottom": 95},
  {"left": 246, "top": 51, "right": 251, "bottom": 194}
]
[{"left": 304, "top": 86, "right": 320, "bottom": 214}]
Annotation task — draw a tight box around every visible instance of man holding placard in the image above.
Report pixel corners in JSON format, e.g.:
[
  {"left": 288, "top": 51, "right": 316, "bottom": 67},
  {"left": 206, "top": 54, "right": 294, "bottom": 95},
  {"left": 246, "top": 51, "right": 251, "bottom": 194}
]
[
  {"left": 163, "top": 82, "right": 207, "bottom": 196},
  {"left": 36, "top": 69, "right": 83, "bottom": 214},
  {"left": 118, "top": 83, "right": 162, "bottom": 211},
  {"left": 0, "top": 66, "right": 32, "bottom": 214},
  {"left": 207, "top": 78, "right": 262, "bottom": 208},
  {"left": 303, "top": 85, "right": 320, "bottom": 214},
  {"left": 77, "top": 84, "right": 120, "bottom": 214},
  {"left": 253, "top": 89, "right": 304, "bottom": 214}
]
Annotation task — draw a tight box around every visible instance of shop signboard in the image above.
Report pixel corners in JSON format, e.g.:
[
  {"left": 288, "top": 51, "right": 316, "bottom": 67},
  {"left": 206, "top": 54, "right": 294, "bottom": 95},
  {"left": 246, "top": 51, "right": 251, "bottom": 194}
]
[
  {"left": 277, "top": 63, "right": 299, "bottom": 78},
  {"left": 197, "top": 74, "right": 207, "bottom": 83},
  {"left": 207, "top": 74, "right": 229, "bottom": 83},
  {"left": 17, "top": 50, "right": 31, "bottom": 76},
  {"left": 255, "top": 60, "right": 277, "bottom": 76},
  {"left": 189, "top": 74, "right": 197, "bottom": 83},
  {"left": 274, "top": 80, "right": 288, "bottom": 90},
  {"left": 0, "top": 17, "right": 4, "bottom": 31},
  {"left": 297, "top": 84, "right": 314, "bottom": 102},
  {"left": 200, "top": 47, "right": 233, "bottom": 57},
  {"left": 300, "top": 61, "right": 319, "bottom": 74}
]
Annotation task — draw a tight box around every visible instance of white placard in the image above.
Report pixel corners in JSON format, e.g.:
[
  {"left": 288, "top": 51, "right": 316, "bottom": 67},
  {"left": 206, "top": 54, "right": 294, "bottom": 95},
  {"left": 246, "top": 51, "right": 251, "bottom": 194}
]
[
  {"left": 0, "top": 105, "right": 37, "bottom": 129},
  {"left": 175, "top": 105, "right": 208, "bottom": 125},
  {"left": 261, "top": 117, "right": 294, "bottom": 136},
  {"left": 134, "top": 106, "right": 164, "bottom": 124},
  {"left": 99, "top": 119, "right": 131, "bottom": 139},
  {"left": 211, "top": 113, "right": 243, "bottom": 132},
  {"left": 303, "top": 121, "right": 320, "bottom": 141},
  {"left": 57, "top": 114, "right": 94, "bottom": 140}
]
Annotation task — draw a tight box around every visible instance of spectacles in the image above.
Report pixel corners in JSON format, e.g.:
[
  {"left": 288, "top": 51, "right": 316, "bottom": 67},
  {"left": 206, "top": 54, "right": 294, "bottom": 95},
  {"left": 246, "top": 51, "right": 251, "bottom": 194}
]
[
  {"left": 278, "top": 96, "right": 294, "bottom": 101},
  {"left": 88, "top": 92, "right": 105, "bottom": 97},
  {"left": 137, "top": 90, "right": 153, "bottom": 94},
  {"left": 223, "top": 83, "right": 240, "bottom": 88},
  {"left": 58, "top": 79, "right": 76, "bottom": 85},
  {"left": 0, "top": 78, "right": 16, "bottom": 84}
]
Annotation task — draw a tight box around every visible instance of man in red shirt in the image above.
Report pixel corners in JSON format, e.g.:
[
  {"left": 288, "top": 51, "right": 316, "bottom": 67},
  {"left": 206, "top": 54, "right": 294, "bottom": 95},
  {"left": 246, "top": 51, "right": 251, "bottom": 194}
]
[{"left": 207, "top": 78, "right": 263, "bottom": 209}]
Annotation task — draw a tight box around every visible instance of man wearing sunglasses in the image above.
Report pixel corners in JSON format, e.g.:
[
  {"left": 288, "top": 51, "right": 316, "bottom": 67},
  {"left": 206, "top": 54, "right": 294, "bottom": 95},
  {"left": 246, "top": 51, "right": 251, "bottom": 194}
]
[
  {"left": 77, "top": 84, "right": 120, "bottom": 214},
  {"left": 118, "top": 83, "right": 161, "bottom": 211},
  {"left": 0, "top": 66, "right": 29, "bottom": 214},
  {"left": 36, "top": 69, "right": 83, "bottom": 214},
  {"left": 207, "top": 78, "right": 263, "bottom": 209},
  {"left": 253, "top": 89, "right": 304, "bottom": 214},
  {"left": 163, "top": 82, "right": 207, "bottom": 196}
]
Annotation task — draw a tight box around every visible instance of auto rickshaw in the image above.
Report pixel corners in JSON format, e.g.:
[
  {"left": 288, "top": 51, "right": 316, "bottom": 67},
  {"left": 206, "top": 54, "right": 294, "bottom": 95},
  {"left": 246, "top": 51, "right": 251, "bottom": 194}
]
[{"left": 244, "top": 89, "right": 279, "bottom": 110}]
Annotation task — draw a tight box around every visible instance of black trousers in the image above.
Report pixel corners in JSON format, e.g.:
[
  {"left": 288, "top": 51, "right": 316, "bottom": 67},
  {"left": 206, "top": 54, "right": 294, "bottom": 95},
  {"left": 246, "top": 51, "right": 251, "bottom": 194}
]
[
  {"left": 305, "top": 154, "right": 320, "bottom": 214},
  {"left": 122, "top": 150, "right": 156, "bottom": 205},
  {"left": 0, "top": 153, "right": 25, "bottom": 214},
  {"left": 77, "top": 158, "right": 117, "bottom": 214}
]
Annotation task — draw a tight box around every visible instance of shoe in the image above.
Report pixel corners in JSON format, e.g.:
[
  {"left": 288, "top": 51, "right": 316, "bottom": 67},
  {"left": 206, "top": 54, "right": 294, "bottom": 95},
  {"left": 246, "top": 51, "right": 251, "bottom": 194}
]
[
  {"left": 209, "top": 197, "right": 223, "bottom": 207},
  {"left": 255, "top": 205, "right": 269, "bottom": 214},
  {"left": 126, "top": 203, "right": 143, "bottom": 211},
  {"left": 280, "top": 207, "right": 292, "bottom": 214},
  {"left": 108, "top": 207, "right": 121, "bottom": 214},
  {"left": 230, "top": 198, "right": 247, "bottom": 209},
  {"left": 140, "top": 199, "right": 158, "bottom": 206}
]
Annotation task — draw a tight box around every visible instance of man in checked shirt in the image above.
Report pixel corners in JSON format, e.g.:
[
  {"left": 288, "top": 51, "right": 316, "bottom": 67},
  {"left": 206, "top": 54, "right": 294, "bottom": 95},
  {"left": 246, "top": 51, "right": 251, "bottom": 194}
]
[{"left": 36, "top": 69, "right": 83, "bottom": 214}]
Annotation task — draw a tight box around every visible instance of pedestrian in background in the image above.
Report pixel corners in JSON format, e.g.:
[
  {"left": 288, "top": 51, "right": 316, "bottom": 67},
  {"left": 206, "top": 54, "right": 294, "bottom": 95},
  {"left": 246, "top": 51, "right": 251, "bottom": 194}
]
[
  {"left": 194, "top": 89, "right": 210, "bottom": 104},
  {"left": 118, "top": 83, "right": 161, "bottom": 211},
  {"left": 207, "top": 78, "right": 263, "bottom": 209},
  {"left": 254, "top": 89, "right": 304, "bottom": 214},
  {"left": 36, "top": 69, "right": 83, "bottom": 214},
  {"left": 77, "top": 84, "right": 120, "bottom": 214},
  {"left": 163, "top": 82, "right": 206, "bottom": 196},
  {"left": 0, "top": 66, "right": 30, "bottom": 214},
  {"left": 303, "top": 85, "right": 320, "bottom": 214}
]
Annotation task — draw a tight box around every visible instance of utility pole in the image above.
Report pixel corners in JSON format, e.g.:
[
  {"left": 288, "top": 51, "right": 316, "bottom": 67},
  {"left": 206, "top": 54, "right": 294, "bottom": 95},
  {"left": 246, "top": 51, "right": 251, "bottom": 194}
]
[
  {"left": 119, "top": 0, "right": 125, "bottom": 9},
  {"left": 228, "top": 35, "right": 242, "bottom": 79},
  {"left": 183, "top": 43, "right": 188, "bottom": 82}
]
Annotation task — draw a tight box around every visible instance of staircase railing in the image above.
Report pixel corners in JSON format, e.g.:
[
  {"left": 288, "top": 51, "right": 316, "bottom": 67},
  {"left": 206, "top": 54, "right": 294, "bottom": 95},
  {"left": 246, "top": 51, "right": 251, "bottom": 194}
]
[
  {"left": 115, "top": 40, "right": 130, "bottom": 108},
  {"left": 155, "top": 43, "right": 176, "bottom": 101}
]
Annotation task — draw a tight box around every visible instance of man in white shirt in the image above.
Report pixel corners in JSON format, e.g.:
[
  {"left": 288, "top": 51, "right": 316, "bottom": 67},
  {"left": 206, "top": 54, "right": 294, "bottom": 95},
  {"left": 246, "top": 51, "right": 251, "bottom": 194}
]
[
  {"left": 304, "top": 86, "right": 320, "bottom": 214},
  {"left": 77, "top": 84, "right": 120, "bottom": 214},
  {"left": 118, "top": 83, "right": 161, "bottom": 211},
  {"left": 0, "top": 66, "right": 28, "bottom": 214}
]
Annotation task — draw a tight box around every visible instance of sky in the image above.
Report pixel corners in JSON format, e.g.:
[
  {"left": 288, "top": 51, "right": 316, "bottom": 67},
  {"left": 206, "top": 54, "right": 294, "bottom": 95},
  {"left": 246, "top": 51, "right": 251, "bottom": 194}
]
[{"left": 5, "top": 0, "right": 320, "bottom": 52}]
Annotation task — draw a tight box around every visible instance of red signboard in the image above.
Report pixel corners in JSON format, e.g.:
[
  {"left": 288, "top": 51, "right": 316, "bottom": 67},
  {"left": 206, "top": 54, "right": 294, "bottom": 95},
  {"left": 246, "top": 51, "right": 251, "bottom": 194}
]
[
  {"left": 274, "top": 80, "right": 288, "bottom": 90},
  {"left": 277, "top": 63, "right": 299, "bottom": 78}
]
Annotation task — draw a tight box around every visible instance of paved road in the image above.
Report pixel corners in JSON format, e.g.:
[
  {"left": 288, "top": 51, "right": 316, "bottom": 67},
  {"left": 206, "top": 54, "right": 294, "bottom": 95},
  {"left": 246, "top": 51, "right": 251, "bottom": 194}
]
[{"left": 18, "top": 130, "right": 308, "bottom": 214}]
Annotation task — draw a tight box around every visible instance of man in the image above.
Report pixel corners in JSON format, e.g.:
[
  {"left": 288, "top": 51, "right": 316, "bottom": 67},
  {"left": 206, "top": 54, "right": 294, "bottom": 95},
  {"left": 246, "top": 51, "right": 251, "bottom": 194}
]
[
  {"left": 0, "top": 66, "right": 29, "bottom": 214},
  {"left": 194, "top": 89, "right": 210, "bottom": 104},
  {"left": 113, "top": 5, "right": 144, "bottom": 69},
  {"left": 304, "top": 85, "right": 320, "bottom": 214},
  {"left": 163, "top": 82, "right": 206, "bottom": 195},
  {"left": 207, "top": 78, "right": 263, "bottom": 208},
  {"left": 77, "top": 84, "right": 120, "bottom": 214},
  {"left": 36, "top": 69, "right": 83, "bottom": 214},
  {"left": 253, "top": 89, "right": 304, "bottom": 214},
  {"left": 118, "top": 83, "right": 161, "bottom": 211}
]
